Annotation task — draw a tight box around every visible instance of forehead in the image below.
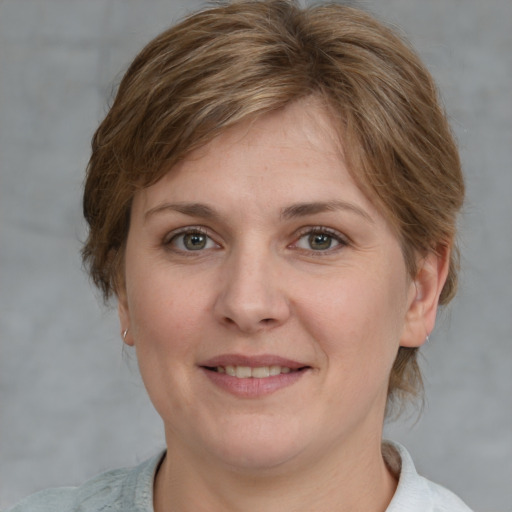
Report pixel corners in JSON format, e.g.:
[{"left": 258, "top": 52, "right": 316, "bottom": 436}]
[
  {"left": 131, "top": 98, "right": 388, "bottom": 234},
  {"left": 137, "top": 101, "right": 341, "bottom": 194},
  {"left": 169, "top": 98, "right": 345, "bottom": 176}
]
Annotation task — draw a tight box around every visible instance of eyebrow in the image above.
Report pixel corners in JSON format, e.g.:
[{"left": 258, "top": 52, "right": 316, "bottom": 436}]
[
  {"left": 144, "top": 200, "right": 374, "bottom": 224},
  {"left": 280, "top": 201, "right": 374, "bottom": 223},
  {"left": 144, "top": 202, "right": 219, "bottom": 222}
]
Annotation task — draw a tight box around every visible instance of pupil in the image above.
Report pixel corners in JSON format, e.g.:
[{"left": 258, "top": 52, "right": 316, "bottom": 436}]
[
  {"left": 309, "top": 233, "right": 331, "bottom": 250},
  {"left": 184, "top": 233, "right": 206, "bottom": 250}
]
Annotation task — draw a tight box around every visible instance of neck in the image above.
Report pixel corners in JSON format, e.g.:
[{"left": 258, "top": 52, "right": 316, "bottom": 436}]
[{"left": 153, "top": 433, "right": 397, "bottom": 512}]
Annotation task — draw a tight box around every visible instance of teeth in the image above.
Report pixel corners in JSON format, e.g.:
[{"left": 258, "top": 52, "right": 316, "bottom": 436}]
[
  {"left": 219, "top": 365, "right": 297, "bottom": 378},
  {"left": 236, "top": 366, "right": 252, "bottom": 378},
  {"left": 252, "top": 366, "right": 270, "bottom": 378},
  {"left": 269, "top": 365, "right": 281, "bottom": 376}
]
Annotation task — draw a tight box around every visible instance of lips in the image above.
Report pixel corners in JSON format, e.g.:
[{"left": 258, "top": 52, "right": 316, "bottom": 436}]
[
  {"left": 215, "top": 365, "right": 296, "bottom": 378},
  {"left": 199, "top": 354, "right": 311, "bottom": 397},
  {"left": 199, "top": 354, "right": 308, "bottom": 370},
  {"left": 199, "top": 355, "right": 310, "bottom": 378}
]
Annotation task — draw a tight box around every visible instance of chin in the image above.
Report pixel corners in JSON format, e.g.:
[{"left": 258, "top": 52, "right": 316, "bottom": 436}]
[
  {"left": 203, "top": 418, "right": 307, "bottom": 472},
  {"left": 219, "top": 445, "right": 302, "bottom": 473}
]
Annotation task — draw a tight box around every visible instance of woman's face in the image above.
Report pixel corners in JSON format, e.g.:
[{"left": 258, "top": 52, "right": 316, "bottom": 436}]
[{"left": 119, "top": 100, "right": 424, "bottom": 472}]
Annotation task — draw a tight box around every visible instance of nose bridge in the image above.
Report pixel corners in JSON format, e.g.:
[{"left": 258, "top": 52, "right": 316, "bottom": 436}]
[{"left": 214, "top": 238, "right": 289, "bottom": 332}]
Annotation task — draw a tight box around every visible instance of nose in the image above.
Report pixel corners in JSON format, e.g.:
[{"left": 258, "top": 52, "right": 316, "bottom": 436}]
[{"left": 213, "top": 246, "right": 291, "bottom": 334}]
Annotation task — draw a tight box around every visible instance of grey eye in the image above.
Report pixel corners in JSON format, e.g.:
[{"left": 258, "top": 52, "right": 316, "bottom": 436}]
[
  {"left": 169, "top": 231, "right": 217, "bottom": 251},
  {"left": 183, "top": 233, "right": 208, "bottom": 250},
  {"left": 295, "top": 230, "right": 343, "bottom": 252},
  {"left": 308, "top": 233, "right": 334, "bottom": 250}
]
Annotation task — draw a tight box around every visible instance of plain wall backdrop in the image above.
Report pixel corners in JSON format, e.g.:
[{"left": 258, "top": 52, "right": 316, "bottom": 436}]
[{"left": 1, "top": 1, "right": 511, "bottom": 510}]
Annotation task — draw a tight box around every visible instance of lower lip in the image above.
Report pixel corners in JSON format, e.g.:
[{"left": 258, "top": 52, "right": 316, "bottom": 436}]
[{"left": 201, "top": 368, "right": 308, "bottom": 398}]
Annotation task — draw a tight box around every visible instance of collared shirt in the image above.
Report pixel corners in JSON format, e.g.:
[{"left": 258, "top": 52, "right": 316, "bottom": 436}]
[
  {"left": 383, "top": 442, "right": 473, "bottom": 511},
  {"left": 6, "top": 442, "right": 473, "bottom": 511}
]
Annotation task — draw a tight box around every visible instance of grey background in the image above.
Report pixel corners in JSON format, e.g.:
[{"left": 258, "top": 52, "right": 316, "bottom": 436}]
[{"left": 0, "top": 0, "right": 510, "bottom": 510}]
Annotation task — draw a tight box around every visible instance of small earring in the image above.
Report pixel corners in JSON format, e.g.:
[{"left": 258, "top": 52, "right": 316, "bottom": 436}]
[
  {"left": 122, "top": 329, "right": 128, "bottom": 341},
  {"left": 425, "top": 334, "right": 430, "bottom": 343}
]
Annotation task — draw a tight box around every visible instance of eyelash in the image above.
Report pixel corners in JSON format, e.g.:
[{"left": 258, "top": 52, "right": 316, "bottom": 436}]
[
  {"left": 163, "top": 226, "right": 219, "bottom": 254},
  {"left": 162, "top": 226, "right": 349, "bottom": 255},
  {"left": 292, "top": 226, "right": 349, "bottom": 255}
]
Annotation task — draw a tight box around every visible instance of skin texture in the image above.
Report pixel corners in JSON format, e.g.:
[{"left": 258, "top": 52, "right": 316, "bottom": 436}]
[{"left": 118, "top": 99, "right": 449, "bottom": 512}]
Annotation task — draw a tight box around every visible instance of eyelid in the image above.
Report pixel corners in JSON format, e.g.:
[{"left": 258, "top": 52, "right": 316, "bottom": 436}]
[
  {"left": 291, "top": 226, "right": 350, "bottom": 252},
  {"left": 162, "top": 225, "right": 348, "bottom": 253},
  {"left": 163, "top": 225, "right": 221, "bottom": 251}
]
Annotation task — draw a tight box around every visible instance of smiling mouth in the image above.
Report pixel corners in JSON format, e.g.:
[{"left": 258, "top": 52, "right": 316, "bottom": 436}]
[{"left": 203, "top": 365, "right": 310, "bottom": 378}]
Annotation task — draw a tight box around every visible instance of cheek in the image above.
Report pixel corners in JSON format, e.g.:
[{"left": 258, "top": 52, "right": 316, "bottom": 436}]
[
  {"left": 125, "top": 261, "right": 210, "bottom": 355},
  {"left": 124, "top": 266, "right": 211, "bottom": 414},
  {"left": 297, "top": 268, "right": 408, "bottom": 366}
]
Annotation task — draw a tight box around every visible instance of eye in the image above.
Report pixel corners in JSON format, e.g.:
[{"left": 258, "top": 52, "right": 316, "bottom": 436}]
[
  {"left": 294, "top": 228, "right": 346, "bottom": 252},
  {"left": 166, "top": 229, "right": 218, "bottom": 252}
]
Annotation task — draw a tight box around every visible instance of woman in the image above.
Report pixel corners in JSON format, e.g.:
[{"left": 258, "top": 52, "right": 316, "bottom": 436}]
[{"left": 9, "top": 1, "right": 471, "bottom": 510}]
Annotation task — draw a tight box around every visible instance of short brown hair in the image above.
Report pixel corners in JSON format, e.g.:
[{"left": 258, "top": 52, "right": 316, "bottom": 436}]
[{"left": 82, "top": 0, "right": 464, "bottom": 408}]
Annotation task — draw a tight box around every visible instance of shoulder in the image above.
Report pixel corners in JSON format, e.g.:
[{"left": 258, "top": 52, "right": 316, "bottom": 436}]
[
  {"left": 5, "top": 452, "right": 165, "bottom": 512},
  {"left": 4, "top": 488, "right": 77, "bottom": 512},
  {"left": 384, "top": 441, "right": 473, "bottom": 512},
  {"left": 422, "top": 478, "right": 474, "bottom": 512}
]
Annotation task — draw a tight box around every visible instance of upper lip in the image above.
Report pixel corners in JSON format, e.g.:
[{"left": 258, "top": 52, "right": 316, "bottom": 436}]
[{"left": 199, "top": 354, "right": 309, "bottom": 369}]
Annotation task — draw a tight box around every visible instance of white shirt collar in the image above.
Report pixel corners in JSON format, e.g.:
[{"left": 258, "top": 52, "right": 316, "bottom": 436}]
[{"left": 383, "top": 441, "right": 472, "bottom": 511}]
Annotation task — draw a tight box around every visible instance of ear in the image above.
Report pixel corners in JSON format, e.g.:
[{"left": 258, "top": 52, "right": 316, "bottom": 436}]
[
  {"left": 117, "top": 284, "right": 134, "bottom": 347},
  {"left": 400, "top": 244, "right": 450, "bottom": 348}
]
